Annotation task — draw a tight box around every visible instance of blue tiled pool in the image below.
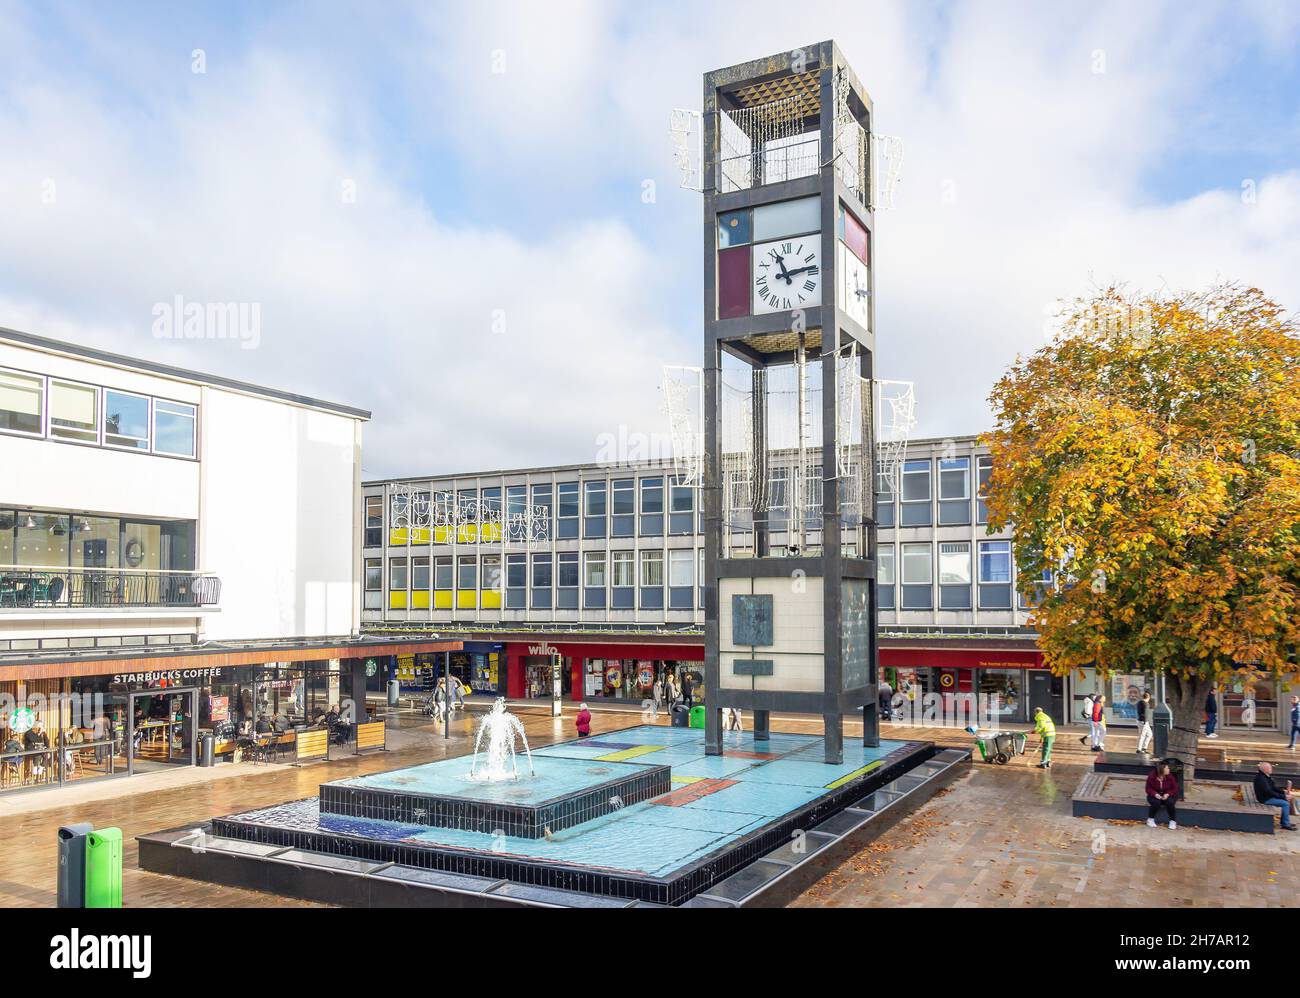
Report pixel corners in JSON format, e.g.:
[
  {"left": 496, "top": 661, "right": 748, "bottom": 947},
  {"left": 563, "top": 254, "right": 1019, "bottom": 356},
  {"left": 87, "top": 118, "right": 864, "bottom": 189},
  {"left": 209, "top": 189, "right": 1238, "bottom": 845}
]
[{"left": 227, "top": 725, "right": 912, "bottom": 879}]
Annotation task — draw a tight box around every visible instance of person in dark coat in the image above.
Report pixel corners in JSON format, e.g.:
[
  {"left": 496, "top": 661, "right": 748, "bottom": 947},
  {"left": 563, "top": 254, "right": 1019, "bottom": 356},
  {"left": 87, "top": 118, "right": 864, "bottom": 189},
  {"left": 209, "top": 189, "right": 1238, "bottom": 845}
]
[
  {"left": 1145, "top": 762, "right": 1179, "bottom": 828},
  {"left": 1287, "top": 695, "right": 1299, "bottom": 750},
  {"left": 575, "top": 703, "right": 592, "bottom": 738},
  {"left": 878, "top": 678, "right": 895, "bottom": 722},
  {"left": 1204, "top": 685, "right": 1219, "bottom": 738},
  {"left": 1253, "top": 761, "right": 1296, "bottom": 831},
  {"left": 681, "top": 671, "right": 694, "bottom": 707}
]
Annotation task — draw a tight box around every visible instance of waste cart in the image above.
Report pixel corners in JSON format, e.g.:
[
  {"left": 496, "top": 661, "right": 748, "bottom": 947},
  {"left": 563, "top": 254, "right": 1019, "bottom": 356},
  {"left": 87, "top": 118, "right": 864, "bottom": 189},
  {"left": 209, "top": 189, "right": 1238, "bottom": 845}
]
[
  {"left": 57, "top": 823, "right": 93, "bottom": 909},
  {"left": 199, "top": 733, "right": 215, "bottom": 768},
  {"left": 387, "top": 679, "right": 400, "bottom": 707},
  {"left": 689, "top": 705, "right": 706, "bottom": 729},
  {"left": 84, "top": 827, "right": 122, "bottom": 909},
  {"left": 671, "top": 704, "right": 690, "bottom": 728}
]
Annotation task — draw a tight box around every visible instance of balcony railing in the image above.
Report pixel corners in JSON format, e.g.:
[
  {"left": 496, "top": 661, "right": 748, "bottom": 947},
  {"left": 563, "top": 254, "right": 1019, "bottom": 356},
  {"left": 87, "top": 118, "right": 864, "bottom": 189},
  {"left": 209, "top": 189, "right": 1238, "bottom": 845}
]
[{"left": 0, "top": 566, "right": 221, "bottom": 610}]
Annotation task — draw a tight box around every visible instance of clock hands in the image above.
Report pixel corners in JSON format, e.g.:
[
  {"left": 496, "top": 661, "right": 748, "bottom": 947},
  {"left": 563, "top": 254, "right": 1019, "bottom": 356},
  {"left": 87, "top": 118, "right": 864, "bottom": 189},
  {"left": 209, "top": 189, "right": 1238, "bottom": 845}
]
[
  {"left": 783, "top": 264, "right": 818, "bottom": 279},
  {"left": 771, "top": 253, "right": 794, "bottom": 284}
]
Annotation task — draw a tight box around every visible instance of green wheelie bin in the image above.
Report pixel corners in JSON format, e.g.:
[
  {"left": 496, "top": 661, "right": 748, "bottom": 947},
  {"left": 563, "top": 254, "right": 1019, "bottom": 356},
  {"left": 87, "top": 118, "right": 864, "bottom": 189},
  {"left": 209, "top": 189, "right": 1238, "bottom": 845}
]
[
  {"left": 688, "top": 705, "right": 706, "bottom": 729},
  {"left": 85, "top": 827, "right": 123, "bottom": 908}
]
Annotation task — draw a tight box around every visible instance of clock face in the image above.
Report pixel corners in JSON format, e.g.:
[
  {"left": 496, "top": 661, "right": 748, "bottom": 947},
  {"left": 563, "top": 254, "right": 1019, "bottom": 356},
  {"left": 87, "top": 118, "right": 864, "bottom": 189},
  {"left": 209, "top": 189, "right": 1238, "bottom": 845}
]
[
  {"left": 753, "top": 237, "right": 821, "bottom": 315},
  {"left": 839, "top": 244, "right": 870, "bottom": 328}
]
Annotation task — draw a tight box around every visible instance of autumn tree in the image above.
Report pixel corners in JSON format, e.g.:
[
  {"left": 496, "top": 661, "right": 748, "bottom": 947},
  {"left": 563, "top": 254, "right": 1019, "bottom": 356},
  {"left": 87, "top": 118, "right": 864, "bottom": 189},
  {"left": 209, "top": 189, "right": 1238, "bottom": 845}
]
[{"left": 985, "top": 285, "right": 1300, "bottom": 778}]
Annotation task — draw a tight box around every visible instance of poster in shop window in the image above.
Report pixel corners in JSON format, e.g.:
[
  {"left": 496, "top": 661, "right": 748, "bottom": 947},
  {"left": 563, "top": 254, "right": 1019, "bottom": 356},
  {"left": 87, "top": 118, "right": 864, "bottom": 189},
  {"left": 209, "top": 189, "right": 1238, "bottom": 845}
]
[{"left": 1109, "top": 674, "right": 1147, "bottom": 721}]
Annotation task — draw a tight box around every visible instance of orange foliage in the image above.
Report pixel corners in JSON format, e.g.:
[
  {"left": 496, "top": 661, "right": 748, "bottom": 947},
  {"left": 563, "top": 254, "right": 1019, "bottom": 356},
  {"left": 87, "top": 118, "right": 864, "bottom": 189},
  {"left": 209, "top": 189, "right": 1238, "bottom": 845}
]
[{"left": 984, "top": 285, "right": 1300, "bottom": 684}]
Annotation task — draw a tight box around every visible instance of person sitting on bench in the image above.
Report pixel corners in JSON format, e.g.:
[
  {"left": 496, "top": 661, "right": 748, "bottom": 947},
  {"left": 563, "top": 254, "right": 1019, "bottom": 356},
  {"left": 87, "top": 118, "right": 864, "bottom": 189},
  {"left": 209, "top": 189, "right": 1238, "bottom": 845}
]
[
  {"left": 1253, "top": 761, "right": 1296, "bottom": 831},
  {"left": 1145, "top": 761, "right": 1179, "bottom": 829}
]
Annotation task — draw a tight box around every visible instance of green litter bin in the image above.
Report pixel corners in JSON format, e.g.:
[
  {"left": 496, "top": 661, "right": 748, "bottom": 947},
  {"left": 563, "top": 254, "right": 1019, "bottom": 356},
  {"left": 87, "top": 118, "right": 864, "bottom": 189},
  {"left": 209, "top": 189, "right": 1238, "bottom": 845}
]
[
  {"left": 85, "top": 827, "right": 122, "bottom": 909},
  {"left": 689, "top": 706, "right": 706, "bottom": 729}
]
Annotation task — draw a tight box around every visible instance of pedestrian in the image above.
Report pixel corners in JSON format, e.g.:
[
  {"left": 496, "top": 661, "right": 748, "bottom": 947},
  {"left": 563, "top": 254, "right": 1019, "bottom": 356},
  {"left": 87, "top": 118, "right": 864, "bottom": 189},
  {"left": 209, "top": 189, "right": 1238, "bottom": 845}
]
[
  {"left": 664, "top": 673, "right": 677, "bottom": 711},
  {"left": 1289, "top": 695, "right": 1300, "bottom": 751},
  {"left": 575, "top": 702, "right": 592, "bottom": 738},
  {"left": 1252, "top": 761, "right": 1295, "bottom": 831},
  {"left": 681, "top": 670, "right": 694, "bottom": 708},
  {"left": 1136, "top": 691, "right": 1154, "bottom": 755},
  {"left": 878, "top": 677, "right": 894, "bottom": 722},
  {"left": 1030, "top": 707, "right": 1056, "bottom": 769},
  {"left": 1145, "top": 761, "right": 1179, "bottom": 829},
  {"left": 1204, "top": 684, "right": 1219, "bottom": 738},
  {"left": 1091, "top": 695, "right": 1107, "bottom": 752},
  {"left": 1079, "top": 693, "right": 1095, "bottom": 745},
  {"left": 652, "top": 677, "right": 664, "bottom": 715}
]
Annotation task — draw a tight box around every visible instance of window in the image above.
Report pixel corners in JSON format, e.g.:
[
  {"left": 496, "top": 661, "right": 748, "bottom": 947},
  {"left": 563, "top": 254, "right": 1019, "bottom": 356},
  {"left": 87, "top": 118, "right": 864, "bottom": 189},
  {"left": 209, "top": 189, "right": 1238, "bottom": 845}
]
[
  {"left": 412, "top": 556, "right": 430, "bottom": 590},
  {"left": 389, "top": 557, "right": 408, "bottom": 591},
  {"left": 457, "top": 555, "right": 477, "bottom": 590},
  {"left": 640, "top": 549, "right": 664, "bottom": 587},
  {"left": 1021, "top": 565, "right": 1053, "bottom": 609},
  {"left": 877, "top": 545, "right": 895, "bottom": 610},
  {"left": 698, "top": 548, "right": 706, "bottom": 608},
  {"left": 584, "top": 480, "right": 607, "bottom": 539},
  {"left": 767, "top": 467, "right": 789, "bottom": 528},
  {"left": 640, "top": 477, "right": 664, "bottom": 535},
  {"left": 938, "top": 541, "right": 972, "bottom": 609},
  {"left": 557, "top": 482, "right": 579, "bottom": 540},
  {"left": 976, "top": 455, "right": 993, "bottom": 525},
  {"left": 364, "top": 558, "right": 381, "bottom": 610},
  {"left": 482, "top": 554, "right": 502, "bottom": 592},
  {"left": 103, "top": 390, "right": 150, "bottom": 451},
  {"left": 640, "top": 548, "right": 664, "bottom": 609},
  {"left": 0, "top": 369, "right": 43, "bottom": 435},
  {"left": 938, "top": 457, "right": 970, "bottom": 526},
  {"left": 557, "top": 552, "right": 579, "bottom": 609},
  {"left": 154, "top": 400, "right": 196, "bottom": 457},
  {"left": 49, "top": 380, "right": 98, "bottom": 443},
  {"left": 900, "top": 459, "right": 931, "bottom": 527},
  {"left": 530, "top": 484, "right": 551, "bottom": 540},
  {"left": 900, "top": 542, "right": 932, "bottom": 610},
  {"left": 611, "top": 479, "right": 635, "bottom": 537},
  {"left": 506, "top": 553, "right": 526, "bottom": 608},
  {"left": 979, "top": 540, "right": 1013, "bottom": 609},
  {"left": 364, "top": 496, "right": 383, "bottom": 547},
  {"left": 434, "top": 556, "right": 453, "bottom": 590},
  {"left": 875, "top": 467, "right": 895, "bottom": 529},
  {"left": 584, "top": 551, "right": 607, "bottom": 609},
  {"left": 610, "top": 550, "right": 634, "bottom": 608},
  {"left": 531, "top": 553, "right": 552, "bottom": 610},
  {"left": 506, "top": 486, "right": 527, "bottom": 541},
  {"left": 668, "top": 548, "right": 693, "bottom": 609},
  {"left": 669, "top": 478, "right": 694, "bottom": 534},
  {"left": 611, "top": 551, "right": 634, "bottom": 587}
]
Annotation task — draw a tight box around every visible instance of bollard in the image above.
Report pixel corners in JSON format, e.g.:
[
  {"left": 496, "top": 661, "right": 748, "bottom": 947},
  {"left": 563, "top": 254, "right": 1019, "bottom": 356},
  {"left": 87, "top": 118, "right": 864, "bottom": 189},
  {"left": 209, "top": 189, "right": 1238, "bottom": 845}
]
[
  {"left": 199, "top": 732, "right": 215, "bottom": 768},
  {"left": 85, "top": 827, "right": 123, "bottom": 909},
  {"left": 387, "top": 679, "right": 400, "bottom": 707},
  {"left": 57, "top": 823, "right": 93, "bottom": 908},
  {"left": 1152, "top": 702, "right": 1172, "bottom": 759}
]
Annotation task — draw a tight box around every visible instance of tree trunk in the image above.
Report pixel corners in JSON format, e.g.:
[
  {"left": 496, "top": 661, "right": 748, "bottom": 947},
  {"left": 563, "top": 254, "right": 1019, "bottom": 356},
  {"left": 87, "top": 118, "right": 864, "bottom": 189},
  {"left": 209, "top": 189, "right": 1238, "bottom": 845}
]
[{"left": 1164, "top": 673, "right": 1212, "bottom": 783}]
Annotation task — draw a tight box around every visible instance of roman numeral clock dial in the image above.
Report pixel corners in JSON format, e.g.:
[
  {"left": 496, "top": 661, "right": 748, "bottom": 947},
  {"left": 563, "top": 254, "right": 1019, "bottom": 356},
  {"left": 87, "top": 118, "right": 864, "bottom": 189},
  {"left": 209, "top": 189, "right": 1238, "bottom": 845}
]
[{"left": 752, "top": 237, "right": 821, "bottom": 315}]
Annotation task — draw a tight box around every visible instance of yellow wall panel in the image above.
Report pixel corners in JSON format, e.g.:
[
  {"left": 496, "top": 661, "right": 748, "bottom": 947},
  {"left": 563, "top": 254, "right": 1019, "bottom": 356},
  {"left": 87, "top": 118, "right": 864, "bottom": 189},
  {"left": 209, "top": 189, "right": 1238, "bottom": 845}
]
[
  {"left": 434, "top": 590, "right": 453, "bottom": 609},
  {"left": 389, "top": 590, "right": 408, "bottom": 609},
  {"left": 457, "top": 590, "right": 477, "bottom": 609},
  {"left": 411, "top": 590, "right": 431, "bottom": 609},
  {"left": 481, "top": 589, "right": 502, "bottom": 609}
]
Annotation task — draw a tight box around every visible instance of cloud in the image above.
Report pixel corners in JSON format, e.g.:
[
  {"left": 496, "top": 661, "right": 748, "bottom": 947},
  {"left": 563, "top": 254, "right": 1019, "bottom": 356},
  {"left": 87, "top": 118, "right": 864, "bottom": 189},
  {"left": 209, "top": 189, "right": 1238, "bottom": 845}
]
[{"left": 0, "top": 0, "right": 1296, "bottom": 479}]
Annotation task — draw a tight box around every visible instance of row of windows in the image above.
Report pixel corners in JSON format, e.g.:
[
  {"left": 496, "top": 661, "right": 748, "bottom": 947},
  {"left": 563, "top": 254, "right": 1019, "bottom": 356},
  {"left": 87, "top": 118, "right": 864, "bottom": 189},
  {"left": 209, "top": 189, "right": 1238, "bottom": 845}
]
[
  {"left": 876, "top": 540, "right": 1049, "bottom": 611},
  {"left": 0, "top": 366, "right": 198, "bottom": 459},
  {"left": 365, "top": 476, "right": 698, "bottom": 548},
  {"left": 875, "top": 455, "right": 994, "bottom": 528},
  {"left": 369, "top": 549, "right": 705, "bottom": 612}
]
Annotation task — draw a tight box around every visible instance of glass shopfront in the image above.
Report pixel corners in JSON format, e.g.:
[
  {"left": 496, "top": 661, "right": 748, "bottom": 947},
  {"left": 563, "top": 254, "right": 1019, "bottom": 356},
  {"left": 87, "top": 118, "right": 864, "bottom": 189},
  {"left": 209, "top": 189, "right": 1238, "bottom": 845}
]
[
  {"left": 524, "top": 656, "right": 571, "bottom": 699},
  {"left": 583, "top": 659, "right": 696, "bottom": 701}
]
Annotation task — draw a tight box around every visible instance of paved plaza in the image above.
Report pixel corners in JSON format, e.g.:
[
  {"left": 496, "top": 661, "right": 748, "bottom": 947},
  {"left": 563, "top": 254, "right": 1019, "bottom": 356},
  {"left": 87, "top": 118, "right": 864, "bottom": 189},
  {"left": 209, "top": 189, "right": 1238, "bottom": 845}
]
[{"left": 0, "top": 702, "right": 1294, "bottom": 908}]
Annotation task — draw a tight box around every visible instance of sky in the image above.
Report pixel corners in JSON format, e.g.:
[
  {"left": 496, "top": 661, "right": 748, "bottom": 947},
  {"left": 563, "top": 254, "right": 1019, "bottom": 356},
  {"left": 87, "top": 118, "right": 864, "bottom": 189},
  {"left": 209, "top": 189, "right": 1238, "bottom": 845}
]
[{"left": 1, "top": 0, "right": 1297, "bottom": 479}]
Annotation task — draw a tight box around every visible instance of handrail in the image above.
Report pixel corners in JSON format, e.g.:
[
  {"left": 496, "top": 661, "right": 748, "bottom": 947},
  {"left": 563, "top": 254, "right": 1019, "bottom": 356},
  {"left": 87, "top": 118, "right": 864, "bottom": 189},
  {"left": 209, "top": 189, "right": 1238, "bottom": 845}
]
[{"left": 0, "top": 566, "right": 221, "bottom": 609}]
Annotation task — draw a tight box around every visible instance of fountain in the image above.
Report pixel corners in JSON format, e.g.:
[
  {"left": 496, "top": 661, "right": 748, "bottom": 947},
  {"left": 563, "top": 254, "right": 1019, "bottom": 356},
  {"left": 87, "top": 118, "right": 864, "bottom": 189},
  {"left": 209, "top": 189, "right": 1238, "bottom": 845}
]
[{"left": 468, "top": 698, "right": 534, "bottom": 782}]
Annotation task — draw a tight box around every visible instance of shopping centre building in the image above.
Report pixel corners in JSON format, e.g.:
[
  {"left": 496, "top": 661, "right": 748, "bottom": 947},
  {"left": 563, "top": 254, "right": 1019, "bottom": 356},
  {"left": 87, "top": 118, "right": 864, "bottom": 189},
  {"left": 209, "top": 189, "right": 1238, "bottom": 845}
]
[
  {"left": 0, "top": 326, "right": 457, "bottom": 795},
  {"left": 360, "top": 435, "right": 1298, "bottom": 734}
]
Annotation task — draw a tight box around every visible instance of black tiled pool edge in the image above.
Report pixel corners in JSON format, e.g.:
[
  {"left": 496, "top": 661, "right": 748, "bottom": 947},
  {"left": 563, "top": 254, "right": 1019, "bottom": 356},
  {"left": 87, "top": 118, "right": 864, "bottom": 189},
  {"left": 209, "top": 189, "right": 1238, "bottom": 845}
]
[
  {"left": 142, "top": 738, "right": 939, "bottom": 906},
  {"left": 319, "top": 764, "right": 671, "bottom": 839}
]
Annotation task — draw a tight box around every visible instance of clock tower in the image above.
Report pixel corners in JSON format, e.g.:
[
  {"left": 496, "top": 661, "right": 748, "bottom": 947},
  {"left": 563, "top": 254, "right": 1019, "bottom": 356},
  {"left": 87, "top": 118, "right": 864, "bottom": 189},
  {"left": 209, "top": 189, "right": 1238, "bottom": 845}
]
[{"left": 701, "top": 41, "right": 879, "bottom": 764}]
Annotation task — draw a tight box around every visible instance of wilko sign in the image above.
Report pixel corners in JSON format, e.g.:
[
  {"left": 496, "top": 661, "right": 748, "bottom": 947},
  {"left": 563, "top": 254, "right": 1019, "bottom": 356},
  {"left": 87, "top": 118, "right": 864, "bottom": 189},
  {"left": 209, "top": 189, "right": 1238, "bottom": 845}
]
[{"left": 527, "top": 644, "right": 559, "bottom": 657}]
